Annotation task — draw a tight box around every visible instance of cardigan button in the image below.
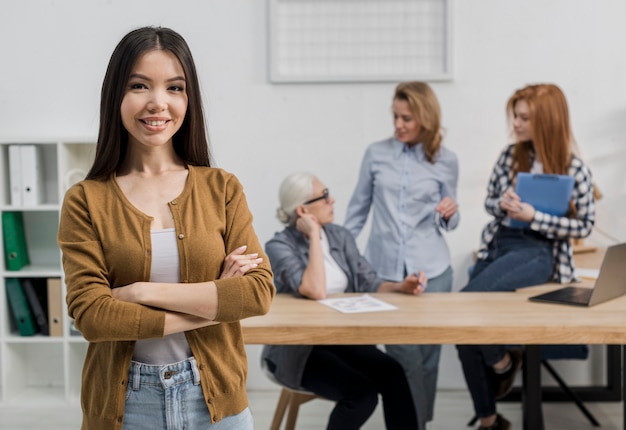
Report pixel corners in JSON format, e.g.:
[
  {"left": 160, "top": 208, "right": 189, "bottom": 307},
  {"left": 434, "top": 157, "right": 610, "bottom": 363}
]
[
  {"left": 171, "top": 199, "right": 178, "bottom": 205},
  {"left": 178, "top": 234, "right": 185, "bottom": 240}
]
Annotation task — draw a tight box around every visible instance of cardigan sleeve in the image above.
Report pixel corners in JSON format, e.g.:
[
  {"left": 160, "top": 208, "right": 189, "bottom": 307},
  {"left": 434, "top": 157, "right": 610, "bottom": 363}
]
[
  {"left": 58, "top": 183, "right": 166, "bottom": 342},
  {"left": 212, "top": 174, "right": 275, "bottom": 322}
]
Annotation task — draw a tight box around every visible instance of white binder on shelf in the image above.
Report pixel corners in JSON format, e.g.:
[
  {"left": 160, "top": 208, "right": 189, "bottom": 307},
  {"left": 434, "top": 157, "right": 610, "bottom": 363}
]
[
  {"left": 20, "top": 144, "right": 44, "bottom": 206},
  {"left": 8, "top": 145, "right": 22, "bottom": 206}
]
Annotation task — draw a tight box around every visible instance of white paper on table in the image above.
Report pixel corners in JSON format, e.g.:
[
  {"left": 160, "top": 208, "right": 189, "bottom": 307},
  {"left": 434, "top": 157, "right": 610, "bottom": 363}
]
[{"left": 318, "top": 294, "right": 398, "bottom": 314}]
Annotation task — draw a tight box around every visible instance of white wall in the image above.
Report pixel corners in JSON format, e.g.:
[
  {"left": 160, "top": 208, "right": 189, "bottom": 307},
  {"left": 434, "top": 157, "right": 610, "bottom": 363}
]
[{"left": 2, "top": 0, "right": 625, "bottom": 390}]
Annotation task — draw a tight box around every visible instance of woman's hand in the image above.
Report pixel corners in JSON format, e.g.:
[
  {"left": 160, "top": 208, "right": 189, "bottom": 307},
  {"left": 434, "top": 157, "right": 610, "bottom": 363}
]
[
  {"left": 111, "top": 282, "right": 145, "bottom": 303},
  {"left": 295, "top": 213, "right": 321, "bottom": 239},
  {"left": 436, "top": 196, "right": 458, "bottom": 221},
  {"left": 400, "top": 271, "right": 428, "bottom": 295},
  {"left": 220, "top": 245, "right": 263, "bottom": 279},
  {"left": 500, "top": 188, "right": 521, "bottom": 212},
  {"left": 500, "top": 188, "right": 535, "bottom": 222}
]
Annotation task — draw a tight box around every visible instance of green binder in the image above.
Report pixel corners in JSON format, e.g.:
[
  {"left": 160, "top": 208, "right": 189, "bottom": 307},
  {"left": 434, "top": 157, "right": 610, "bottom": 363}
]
[
  {"left": 2, "top": 211, "right": 30, "bottom": 271},
  {"left": 5, "top": 278, "right": 37, "bottom": 336}
]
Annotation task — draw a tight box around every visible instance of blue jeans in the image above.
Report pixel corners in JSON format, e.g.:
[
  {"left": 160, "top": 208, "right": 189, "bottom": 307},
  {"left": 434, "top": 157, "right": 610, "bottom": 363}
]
[
  {"left": 386, "top": 265, "right": 453, "bottom": 430},
  {"left": 456, "top": 227, "right": 555, "bottom": 418},
  {"left": 123, "top": 357, "right": 253, "bottom": 430}
]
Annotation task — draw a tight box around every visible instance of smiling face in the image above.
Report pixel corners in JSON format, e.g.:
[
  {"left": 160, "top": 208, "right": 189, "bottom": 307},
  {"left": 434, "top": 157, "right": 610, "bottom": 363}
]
[
  {"left": 512, "top": 99, "right": 532, "bottom": 142},
  {"left": 393, "top": 98, "right": 422, "bottom": 146},
  {"left": 303, "top": 177, "right": 335, "bottom": 225},
  {"left": 120, "top": 49, "right": 188, "bottom": 150}
]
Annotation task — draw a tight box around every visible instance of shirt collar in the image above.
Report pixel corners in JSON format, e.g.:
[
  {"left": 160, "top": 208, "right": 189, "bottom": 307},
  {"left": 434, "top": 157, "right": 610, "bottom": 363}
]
[{"left": 393, "top": 137, "right": 426, "bottom": 161}]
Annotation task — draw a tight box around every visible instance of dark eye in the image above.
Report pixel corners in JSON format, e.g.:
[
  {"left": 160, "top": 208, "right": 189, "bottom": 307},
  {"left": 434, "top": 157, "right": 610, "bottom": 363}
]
[
  {"left": 169, "top": 85, "right": 185, "bottom": 92},
  {"left": 129, "top": 83, "right": 147, "bottom": 90}
]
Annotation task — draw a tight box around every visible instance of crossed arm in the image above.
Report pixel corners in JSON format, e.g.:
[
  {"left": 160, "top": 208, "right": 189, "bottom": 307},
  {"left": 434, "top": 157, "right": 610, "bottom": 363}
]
[{"left": 111, "top": 245, "right": 263, "bottom": 336}]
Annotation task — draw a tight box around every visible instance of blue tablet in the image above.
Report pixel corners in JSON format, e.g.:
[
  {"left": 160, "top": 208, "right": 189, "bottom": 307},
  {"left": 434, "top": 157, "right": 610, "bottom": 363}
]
[{"left": 510, "top": 173, "right": 575, "bottom": 228}]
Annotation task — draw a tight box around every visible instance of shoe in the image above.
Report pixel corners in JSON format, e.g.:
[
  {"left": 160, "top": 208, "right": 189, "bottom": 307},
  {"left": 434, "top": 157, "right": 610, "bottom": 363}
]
[
  {"left": 493, "top": 348, "right": 523, "bottom": 399},
  {"left": 477, "top": 413, "right": 511, "bottom": 430}
]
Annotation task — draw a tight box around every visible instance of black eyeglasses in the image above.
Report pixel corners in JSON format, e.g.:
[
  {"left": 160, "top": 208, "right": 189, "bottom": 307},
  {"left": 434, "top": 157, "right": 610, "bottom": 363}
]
[{"left": 303, "top": 188, "right": 330, "bottom": 205}]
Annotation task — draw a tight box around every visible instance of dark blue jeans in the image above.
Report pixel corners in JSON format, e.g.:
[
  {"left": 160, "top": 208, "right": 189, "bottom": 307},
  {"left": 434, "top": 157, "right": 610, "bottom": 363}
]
[
  {"left": 300, "top": 345, "right": 418, "bottom": 430},
  {"left": 456, "top": 226, "right": 555, "bottom": 418}
]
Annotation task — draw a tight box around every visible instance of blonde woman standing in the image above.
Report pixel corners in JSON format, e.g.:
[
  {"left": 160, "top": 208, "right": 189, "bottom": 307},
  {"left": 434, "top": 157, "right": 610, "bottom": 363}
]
[{"left": 345, "top": 81, "right": 459, "bottom": 430}]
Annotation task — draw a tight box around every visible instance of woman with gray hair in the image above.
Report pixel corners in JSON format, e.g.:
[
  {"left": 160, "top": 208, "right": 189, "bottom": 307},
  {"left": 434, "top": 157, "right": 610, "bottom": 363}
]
[{"left": 261, "top": 172, "right": 426, "bottom": 430}]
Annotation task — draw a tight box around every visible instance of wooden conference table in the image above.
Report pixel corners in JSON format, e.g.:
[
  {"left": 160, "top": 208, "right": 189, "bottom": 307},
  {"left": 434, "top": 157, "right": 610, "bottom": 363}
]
[{"left": 242, "top": 249, "right": 626, "bottom": 429}]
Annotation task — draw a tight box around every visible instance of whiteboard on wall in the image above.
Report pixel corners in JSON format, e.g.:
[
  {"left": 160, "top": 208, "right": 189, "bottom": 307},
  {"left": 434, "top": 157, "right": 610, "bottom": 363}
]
[{"left": 268, "top": 0, "right": 453, "bottom": 83}]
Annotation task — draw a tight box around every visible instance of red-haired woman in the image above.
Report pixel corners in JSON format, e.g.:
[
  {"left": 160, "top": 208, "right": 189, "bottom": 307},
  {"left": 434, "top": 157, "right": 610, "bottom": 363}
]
[{"left": 457, "top": 83, "right": 596, "bottom": 430}]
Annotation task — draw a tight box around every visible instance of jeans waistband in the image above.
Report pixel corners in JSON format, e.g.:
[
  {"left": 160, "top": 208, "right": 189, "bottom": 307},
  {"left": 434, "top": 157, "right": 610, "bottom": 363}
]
[
  {"left": 499, "top": 225, "right": 551, "bottom": 243},
  {"left": 128, "top": 356, "right": 201, "bottom": 390}
]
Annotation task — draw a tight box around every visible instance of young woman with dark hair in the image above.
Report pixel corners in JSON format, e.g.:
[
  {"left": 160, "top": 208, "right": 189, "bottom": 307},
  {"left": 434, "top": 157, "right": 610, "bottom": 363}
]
[{"left": 58, "top": 26, "right": 274, "bottom": 430}]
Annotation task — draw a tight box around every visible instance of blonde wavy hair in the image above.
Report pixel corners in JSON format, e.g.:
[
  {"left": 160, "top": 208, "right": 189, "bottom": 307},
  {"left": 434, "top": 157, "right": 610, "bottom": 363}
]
[{"left": 393, "top": 81, "right": 443, "bottom": 163}]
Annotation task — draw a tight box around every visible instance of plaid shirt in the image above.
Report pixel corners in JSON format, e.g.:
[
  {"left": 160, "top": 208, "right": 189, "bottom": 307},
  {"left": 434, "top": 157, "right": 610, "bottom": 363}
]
[{"left": 476, "top": 144, "right": 595, "bottom": 283}]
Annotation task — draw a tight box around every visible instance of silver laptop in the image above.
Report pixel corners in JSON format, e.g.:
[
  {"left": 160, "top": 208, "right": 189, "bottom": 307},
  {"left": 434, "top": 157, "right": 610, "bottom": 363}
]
[{"left": 529, "top": 243, "right": 626, "bottom": 307}]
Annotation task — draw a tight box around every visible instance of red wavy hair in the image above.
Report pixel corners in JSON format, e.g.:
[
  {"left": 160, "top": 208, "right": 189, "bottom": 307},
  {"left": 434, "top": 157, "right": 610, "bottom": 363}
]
[{"left": 506, "top": 84, "right": 573, "bottom": 176}]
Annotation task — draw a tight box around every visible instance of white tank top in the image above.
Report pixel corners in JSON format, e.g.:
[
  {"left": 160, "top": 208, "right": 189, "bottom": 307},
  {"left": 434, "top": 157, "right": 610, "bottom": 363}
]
[{"left": 131, "top": 228, "right": 192, "bottom": 364}]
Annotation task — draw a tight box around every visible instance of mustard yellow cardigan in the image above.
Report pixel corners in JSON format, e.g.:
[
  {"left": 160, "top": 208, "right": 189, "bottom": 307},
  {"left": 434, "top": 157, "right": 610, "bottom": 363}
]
[{"left": 58, "top": 165, "right": 275, "bottom": 430}]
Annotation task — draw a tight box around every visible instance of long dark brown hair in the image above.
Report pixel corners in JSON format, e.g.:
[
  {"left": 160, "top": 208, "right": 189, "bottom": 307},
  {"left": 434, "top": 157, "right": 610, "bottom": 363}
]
[{"left": 87, "top": 26, "right": 212, "bottom": 180}]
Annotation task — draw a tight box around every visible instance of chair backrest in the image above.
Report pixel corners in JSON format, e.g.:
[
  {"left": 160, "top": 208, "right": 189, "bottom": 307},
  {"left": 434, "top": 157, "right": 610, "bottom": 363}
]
[
  {"left": 261, "top": 358, "right": 279, "bottom": 384},
  {"left": 541, "top": 344, "right": 589, "bottom": 360}
]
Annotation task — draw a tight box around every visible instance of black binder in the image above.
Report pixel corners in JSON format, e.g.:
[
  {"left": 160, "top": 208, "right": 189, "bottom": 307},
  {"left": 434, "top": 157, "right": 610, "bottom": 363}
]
[{"left": 22, "top": 278, "right": 49, "bottom": 335}]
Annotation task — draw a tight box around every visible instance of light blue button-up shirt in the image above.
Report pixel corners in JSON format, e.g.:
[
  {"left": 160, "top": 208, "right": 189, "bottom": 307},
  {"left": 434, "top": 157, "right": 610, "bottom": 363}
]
[{"left": 345, "top": 137, "right": 459, "bottom": 281}]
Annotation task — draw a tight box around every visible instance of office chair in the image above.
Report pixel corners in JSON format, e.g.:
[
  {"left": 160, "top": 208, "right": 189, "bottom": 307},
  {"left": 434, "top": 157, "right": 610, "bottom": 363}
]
[
  {"left": 269, "top": 386, "right": 323, "bottom": 430},
  {"left": 463, "top": 266, "right": 598, "bottom": 427},
  {"left": 536, "top": 345, "right": 599, "bottom": 426},
  {"left": 262, "top": 360, "right": 329, "bottom": 430},
  {"left": 467, "top": 345, "right": 599, "bottom": 427}
]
